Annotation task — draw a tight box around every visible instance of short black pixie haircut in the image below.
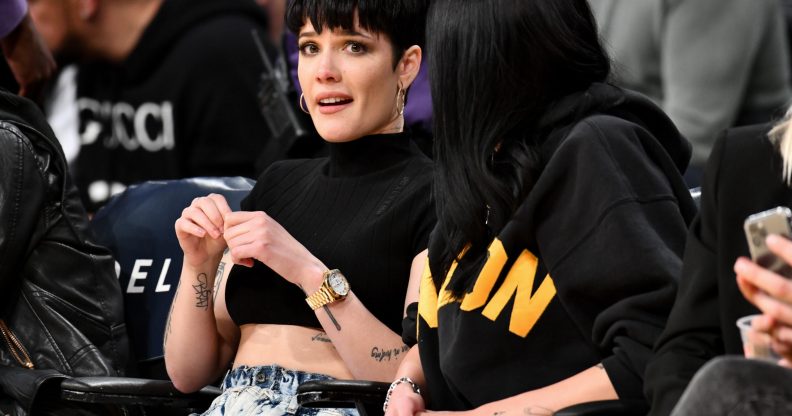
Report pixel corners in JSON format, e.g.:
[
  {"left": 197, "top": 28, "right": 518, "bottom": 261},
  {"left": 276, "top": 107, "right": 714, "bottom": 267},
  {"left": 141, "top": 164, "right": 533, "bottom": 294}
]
[{"left": 286, "top": 0, "right": 428, "bottom": 67}]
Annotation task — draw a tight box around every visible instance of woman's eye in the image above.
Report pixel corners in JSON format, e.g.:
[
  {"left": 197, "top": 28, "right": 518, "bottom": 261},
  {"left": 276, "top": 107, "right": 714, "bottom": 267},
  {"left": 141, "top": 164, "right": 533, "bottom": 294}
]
[
  {"left": 345, "top": 42, "right": 366, "bottom": 54},
  {"left": 299, "top": 43, "right": 319, "bottom": 55}
]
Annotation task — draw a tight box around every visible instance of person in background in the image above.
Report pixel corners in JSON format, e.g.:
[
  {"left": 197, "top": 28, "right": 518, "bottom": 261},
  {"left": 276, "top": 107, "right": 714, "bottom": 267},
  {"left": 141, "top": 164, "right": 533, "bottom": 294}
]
[
  {"left": 26, "top": 0, "right": 296, "bottom": 211},
  {"left": 384, "top": 0, "right": 695, "bottom": 414},
  {"left": 662, "top": 232, "right": 792, "bottom": 415},
  {"left": 164, "top": 0, "right": 434, "bottom": 414},
  {"left": 590, "top": 0, "right": 791, "bottom": 187},
  {"left": 644, "top": 102, "right": 792, "bottom": 415},
  {"left": 0, "top": 0, "right": 56, "bottom": 98}
]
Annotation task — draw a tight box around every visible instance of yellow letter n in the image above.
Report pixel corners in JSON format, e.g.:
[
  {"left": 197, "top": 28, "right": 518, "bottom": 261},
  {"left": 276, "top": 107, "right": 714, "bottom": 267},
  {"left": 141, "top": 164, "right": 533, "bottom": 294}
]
[{"left": 480, "top": 249, "right": 556, "bottom": 337}]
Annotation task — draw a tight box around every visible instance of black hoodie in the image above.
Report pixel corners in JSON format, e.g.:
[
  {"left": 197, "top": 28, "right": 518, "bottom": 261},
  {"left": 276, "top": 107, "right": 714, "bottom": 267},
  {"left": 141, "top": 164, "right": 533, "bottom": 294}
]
[
  {"left": 413, "top": 83, "right": 696, "bottom": 410},
  {"left": 72, "top": 0, "right": 285, "bottom": 211}
]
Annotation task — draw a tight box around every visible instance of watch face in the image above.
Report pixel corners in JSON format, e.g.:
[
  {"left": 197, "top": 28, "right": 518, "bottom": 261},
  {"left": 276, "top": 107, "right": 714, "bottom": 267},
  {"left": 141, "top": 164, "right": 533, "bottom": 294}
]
[{"left": 328, "top": 271, "right": 349, "bottom": 296}]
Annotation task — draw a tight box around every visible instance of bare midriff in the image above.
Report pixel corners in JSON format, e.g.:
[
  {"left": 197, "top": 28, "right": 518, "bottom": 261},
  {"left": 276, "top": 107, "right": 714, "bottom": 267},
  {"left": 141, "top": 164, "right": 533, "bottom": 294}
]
[{"left": 232, "top": 323, "right": 354, "bottom": 380}]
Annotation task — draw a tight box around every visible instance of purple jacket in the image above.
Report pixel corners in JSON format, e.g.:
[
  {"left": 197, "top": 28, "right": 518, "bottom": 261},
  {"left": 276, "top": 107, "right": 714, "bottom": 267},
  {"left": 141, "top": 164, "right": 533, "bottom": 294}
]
[{"left": 0, "top": 0, "right": 26, "bottom": 38}]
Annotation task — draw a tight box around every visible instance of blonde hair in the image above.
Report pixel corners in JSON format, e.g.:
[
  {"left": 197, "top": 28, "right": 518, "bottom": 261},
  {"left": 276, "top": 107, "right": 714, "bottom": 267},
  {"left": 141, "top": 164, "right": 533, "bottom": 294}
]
[{"left": 769, "top": 104, "right": 792, "bottom": 186}]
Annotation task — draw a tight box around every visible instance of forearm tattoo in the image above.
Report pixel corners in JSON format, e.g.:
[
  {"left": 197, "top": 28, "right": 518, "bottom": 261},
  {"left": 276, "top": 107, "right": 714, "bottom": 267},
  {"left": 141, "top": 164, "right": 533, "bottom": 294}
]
[
  {"left": 370, "top": 345, "right": 410, "bottom": 362},
  {"left": 194, "top": 273, "right": 211, "bottom": 310},
  {"left": 162, "top": 280, "right": 182, "bottom": 350},
  {"left": 213, "top": 260, "right": 226, "bottom": 304},
  {"left": 323, "top": 305, "right": 341, "bottom": 331},
  {"left": 311, "top": 332, "right": 332, "bottom": 343}
]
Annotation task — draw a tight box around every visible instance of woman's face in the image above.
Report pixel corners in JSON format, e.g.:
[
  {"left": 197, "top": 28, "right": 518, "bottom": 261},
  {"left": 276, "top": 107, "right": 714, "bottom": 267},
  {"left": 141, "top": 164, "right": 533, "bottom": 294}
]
[{"left": 297, "top": 20, "right": 420, "bottom": 142}]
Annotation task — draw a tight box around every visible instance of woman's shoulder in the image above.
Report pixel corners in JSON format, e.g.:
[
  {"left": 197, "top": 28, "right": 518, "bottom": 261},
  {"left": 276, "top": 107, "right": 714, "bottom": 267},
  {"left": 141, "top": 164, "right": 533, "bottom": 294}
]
[
  {"left": 705, "top": 122, "right": 780, "bottom": 194},
  {"left": 717, "top": 123, "right": 775, "bottom": 159},
  {"left": 544, "top": 112, "right": 680, "bottom": 169}
]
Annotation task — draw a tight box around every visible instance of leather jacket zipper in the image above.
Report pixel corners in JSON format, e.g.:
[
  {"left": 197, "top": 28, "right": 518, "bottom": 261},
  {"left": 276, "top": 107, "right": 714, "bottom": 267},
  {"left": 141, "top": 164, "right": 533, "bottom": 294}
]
[{"left": 0, "top": 320, "right": 34, "bottom": 369}]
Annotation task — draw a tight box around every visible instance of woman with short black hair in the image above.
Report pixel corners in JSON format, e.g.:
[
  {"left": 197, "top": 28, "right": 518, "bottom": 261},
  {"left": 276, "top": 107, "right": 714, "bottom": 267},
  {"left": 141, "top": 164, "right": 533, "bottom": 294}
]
[{"left": 164, "top": 1, "right": 433, "bottom": 414}]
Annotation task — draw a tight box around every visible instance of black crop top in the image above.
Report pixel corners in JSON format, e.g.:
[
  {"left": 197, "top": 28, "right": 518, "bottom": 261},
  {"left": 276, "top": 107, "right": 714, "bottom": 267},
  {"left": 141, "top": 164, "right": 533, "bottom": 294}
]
[{"left": 225, "top": 132, "right": 435, "bottom": 333}]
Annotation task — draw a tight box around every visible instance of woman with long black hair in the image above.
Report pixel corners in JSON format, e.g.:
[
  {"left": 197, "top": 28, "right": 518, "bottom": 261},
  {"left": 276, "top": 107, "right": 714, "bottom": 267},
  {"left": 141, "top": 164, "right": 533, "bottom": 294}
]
[{"left": 385, "top": 0, "right": 696, "bottom": 414}]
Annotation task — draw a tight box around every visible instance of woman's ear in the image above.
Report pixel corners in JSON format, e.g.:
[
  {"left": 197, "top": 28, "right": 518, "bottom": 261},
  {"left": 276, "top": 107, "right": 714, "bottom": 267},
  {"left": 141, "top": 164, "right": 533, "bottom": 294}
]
[
  {"left": 78, "top": 0, "right": 99, "bottom": 20},
  {"left": 397, "top": 45, "right": 422, "bottom": 89}
]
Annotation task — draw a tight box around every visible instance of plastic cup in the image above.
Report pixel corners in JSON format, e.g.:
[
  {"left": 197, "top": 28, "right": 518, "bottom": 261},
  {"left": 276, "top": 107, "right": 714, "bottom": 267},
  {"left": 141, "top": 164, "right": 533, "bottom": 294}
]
[{"left": 736, "top": 314, "right": 781, "bottom": 362}]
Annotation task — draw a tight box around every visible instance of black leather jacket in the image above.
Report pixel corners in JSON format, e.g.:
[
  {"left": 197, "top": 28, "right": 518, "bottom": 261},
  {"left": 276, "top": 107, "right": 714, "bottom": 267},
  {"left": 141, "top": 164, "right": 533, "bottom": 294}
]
[{"left": 0, "top": 90, "right": 131, "bottom": 413}]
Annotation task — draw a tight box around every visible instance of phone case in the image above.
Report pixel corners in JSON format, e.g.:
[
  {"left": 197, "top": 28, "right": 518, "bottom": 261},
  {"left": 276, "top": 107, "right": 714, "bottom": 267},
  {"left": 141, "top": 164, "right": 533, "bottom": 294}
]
[{"left": 744, "top": 206, "right": 792, "bottom": 278}]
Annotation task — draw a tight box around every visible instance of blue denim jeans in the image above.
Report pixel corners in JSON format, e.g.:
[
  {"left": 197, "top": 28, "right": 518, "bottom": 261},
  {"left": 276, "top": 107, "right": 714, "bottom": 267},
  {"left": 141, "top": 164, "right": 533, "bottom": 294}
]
[{"left": 197, "top": 365, "right": 360, "bottom": 416}]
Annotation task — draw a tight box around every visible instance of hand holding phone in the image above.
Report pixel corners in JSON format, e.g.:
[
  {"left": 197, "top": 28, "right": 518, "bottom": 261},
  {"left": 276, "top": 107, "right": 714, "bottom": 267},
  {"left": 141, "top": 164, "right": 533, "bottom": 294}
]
[{"left": 744, "top": 206, "right": 792, "bottom": 278}]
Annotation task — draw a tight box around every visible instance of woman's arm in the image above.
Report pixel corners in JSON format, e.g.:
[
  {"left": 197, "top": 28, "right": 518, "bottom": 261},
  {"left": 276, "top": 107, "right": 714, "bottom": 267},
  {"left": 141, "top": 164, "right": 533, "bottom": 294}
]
[
  {"left": 393, "top": 366, "right": 614, "bottom": 416},
  {"left": 457, "top": 365, "right": 616, "bottom": 416},
  {"left": 164, "top": 195, "right": 239, "bottom": 393},
  {"left": 222, "top": 209, "right": 425, "bottom": 381},
  {"left": 313, "top": 250, "right": 427, "bottom": 381},
  {"left": 384, "top": 346, "right": 427, "bottom": 416}
]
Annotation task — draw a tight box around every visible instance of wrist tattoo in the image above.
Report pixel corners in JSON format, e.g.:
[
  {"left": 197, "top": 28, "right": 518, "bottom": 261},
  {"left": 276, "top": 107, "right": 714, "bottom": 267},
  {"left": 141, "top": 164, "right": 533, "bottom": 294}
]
[
  {"left": 371, "top": 345, "right": 409, "bottom": 362},
  {"left": 194, "top": 273, "right": 211, "bottom": 310},
  {"left": 213, "top": 261, "right": 226, "bottom": 303},
  {"left": 311, "top": 332, "right": 332, "bottom": 343}
]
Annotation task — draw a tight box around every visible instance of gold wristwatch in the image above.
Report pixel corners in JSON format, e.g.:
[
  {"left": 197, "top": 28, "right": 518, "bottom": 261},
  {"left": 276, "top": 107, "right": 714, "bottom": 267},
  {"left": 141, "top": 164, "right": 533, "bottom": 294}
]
[{"left": 305, "top": 269, "right": 350, "bottom": 310}]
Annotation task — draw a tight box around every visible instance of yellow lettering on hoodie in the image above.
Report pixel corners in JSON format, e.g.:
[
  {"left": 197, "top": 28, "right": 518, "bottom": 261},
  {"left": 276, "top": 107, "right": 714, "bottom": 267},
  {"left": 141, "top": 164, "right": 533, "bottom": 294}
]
[
  {"left": 460, "top": 238, "right": 508, "bottom": 311},
  {"left": 481, "top": 249, "right": 556, "bottom": 337}
]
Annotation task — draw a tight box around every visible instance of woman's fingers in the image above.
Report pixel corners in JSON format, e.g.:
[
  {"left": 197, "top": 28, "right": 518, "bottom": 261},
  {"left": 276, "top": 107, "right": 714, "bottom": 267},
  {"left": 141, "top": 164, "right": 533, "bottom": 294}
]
[
  {"left": 747, "top": 291, "right": 792, "bottom": 326},
  {"left": 767, "top": 234, "right": 792, "bottom": 266},
  {"left": 193, "top": 197, "right": 227, "bottom": 238},
  {"left": 735, "top": 257, "right": 792, "bottom": 304},
  {"left": 207, "top": 193, "right": 233, "bottom": 218},
  {"left": 175, "top": 217, "right": 207, "bottom": 238},
  {"left": 180, "top": 205, "right": 220, "bottom": 239},
  {"left": 228, "top": 243, "right": 257, "bottom": 267}
]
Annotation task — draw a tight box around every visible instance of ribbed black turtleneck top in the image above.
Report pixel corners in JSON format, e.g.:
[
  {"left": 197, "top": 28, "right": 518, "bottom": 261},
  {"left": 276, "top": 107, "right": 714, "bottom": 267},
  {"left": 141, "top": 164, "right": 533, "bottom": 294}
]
[{"left": 225, "top": 132, "right": 435, "bottom": 332}]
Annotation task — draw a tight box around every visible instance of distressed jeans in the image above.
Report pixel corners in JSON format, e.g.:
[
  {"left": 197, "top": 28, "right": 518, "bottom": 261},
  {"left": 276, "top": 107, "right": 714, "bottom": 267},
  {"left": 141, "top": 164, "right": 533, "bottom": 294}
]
[
  {"left": 671, "top": 356, "right": 792, "bottom": 416},
  {"left": 197, "top": 365, "right": 360, "bottom": 416}
]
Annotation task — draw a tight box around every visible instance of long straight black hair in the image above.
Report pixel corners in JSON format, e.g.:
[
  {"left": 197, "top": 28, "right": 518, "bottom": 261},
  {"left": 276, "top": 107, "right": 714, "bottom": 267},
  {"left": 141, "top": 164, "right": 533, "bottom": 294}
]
[{"left": 429, "top": 0, "right": 611, "bottom": 294}]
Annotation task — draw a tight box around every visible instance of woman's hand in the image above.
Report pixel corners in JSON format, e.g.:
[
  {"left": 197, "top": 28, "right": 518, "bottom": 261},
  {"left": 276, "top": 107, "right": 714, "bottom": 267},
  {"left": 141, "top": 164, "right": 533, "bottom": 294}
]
[
  {"left": 384, "top": 383, "right": 426, "bottom": 416},
  {"left": 735, "top": 234, "right": 792, "bottom": 362},
  {"left": 174, "top": 194, "right": 231, "bottom": 268},
  {"left": 223, "top": 211, "right": 326, "bottom": 290}
]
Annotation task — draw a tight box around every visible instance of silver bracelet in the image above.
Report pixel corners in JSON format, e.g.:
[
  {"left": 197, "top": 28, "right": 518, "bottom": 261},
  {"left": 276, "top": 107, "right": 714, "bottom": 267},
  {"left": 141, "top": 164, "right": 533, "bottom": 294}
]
[{"left": 382, "top": 376, "right": 422, "bottom": 412}]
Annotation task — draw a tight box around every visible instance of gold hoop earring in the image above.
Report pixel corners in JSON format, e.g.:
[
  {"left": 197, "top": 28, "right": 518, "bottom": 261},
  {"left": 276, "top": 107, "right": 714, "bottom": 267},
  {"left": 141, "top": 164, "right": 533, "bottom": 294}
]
[
  {"left": 396, "top": 85, "right": 406, "bottom": 116},
  {"left": 299, "top": 93, "right": 309, "bottom": 114}
]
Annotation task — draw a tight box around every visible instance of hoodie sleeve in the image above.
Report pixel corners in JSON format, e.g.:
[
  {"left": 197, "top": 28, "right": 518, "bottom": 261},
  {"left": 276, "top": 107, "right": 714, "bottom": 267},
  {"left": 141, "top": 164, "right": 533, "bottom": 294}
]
[
  {"left": 533, "top": 115, "right": 689, "bottom": 401},
  {"left": 0, "top": 0, "right": 26, "bottom": 38}
]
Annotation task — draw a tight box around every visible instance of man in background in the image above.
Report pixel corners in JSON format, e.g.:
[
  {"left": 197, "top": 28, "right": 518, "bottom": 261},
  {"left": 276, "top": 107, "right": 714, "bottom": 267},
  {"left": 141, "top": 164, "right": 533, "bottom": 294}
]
[
  {"left": 28, "top": 0, "right": 294, "bottom": 210},
  {"left": 591, "top": 0, "right": 791, "bottom": 187}
]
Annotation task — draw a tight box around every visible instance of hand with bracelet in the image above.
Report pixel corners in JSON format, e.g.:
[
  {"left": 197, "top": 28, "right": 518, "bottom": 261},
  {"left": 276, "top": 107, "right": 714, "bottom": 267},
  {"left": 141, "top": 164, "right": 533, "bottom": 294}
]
[{"left": 384, "top": 376, "right": 425, "bottom": 416}]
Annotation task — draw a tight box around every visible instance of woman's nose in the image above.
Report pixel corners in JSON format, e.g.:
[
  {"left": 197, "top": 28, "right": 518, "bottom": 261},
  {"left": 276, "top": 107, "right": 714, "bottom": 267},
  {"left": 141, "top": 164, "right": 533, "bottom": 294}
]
[{"left": 315, "top": 52, "right": 340, "bottom": 82}]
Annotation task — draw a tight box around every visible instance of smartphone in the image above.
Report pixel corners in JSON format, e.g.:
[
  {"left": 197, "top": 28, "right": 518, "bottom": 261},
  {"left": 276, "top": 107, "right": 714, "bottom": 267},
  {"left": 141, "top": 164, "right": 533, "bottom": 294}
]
[{"left": 744, "top": 206, "right": 792, "bottom": 278}]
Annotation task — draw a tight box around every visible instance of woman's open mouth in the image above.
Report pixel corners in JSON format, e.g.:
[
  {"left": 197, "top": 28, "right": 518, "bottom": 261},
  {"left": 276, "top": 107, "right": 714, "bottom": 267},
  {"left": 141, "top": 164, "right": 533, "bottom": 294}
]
[{"left": 317, "top": 96, "right": 353, "bottom": 114}]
